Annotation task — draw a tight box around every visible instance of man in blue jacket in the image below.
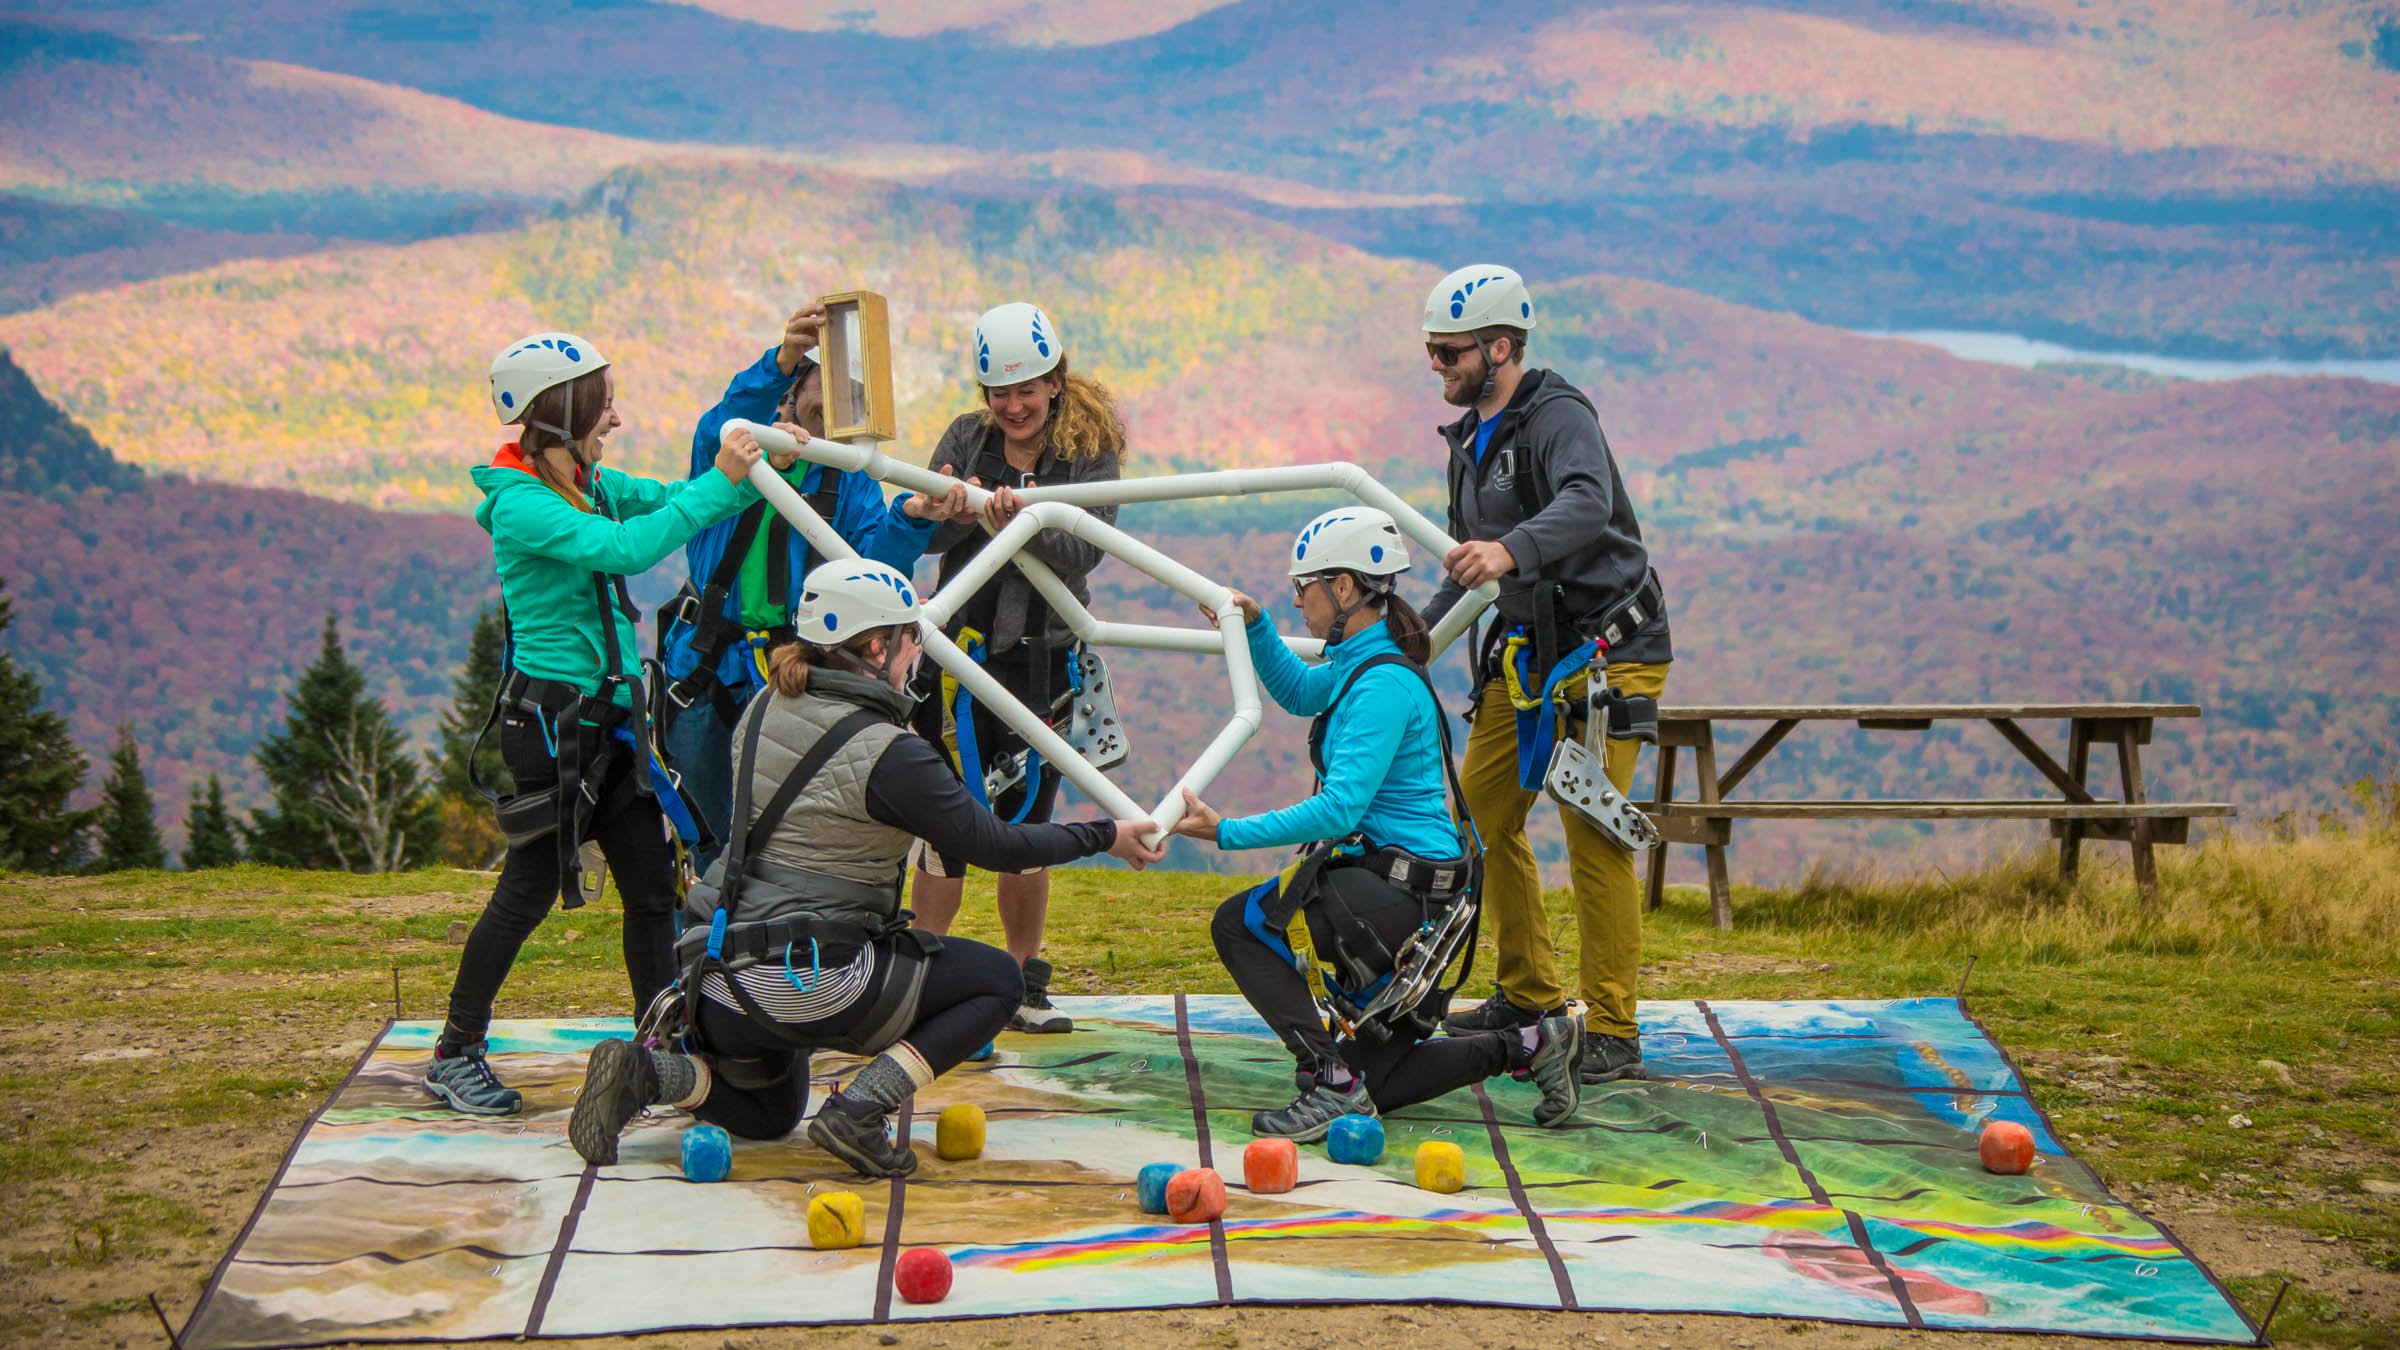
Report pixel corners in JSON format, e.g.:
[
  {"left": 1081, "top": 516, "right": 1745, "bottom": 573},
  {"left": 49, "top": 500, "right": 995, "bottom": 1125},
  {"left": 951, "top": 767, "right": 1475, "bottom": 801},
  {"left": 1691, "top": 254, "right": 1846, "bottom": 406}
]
[{"left": 658, "top": 303, "right": 965, "bottom": 868}]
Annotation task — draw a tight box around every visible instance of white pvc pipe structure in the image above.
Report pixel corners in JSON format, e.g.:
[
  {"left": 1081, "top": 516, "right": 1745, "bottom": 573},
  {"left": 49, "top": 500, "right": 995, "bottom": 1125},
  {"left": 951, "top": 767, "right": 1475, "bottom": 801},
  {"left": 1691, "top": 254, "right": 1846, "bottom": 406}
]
[
  {"left": 725, "top": 420, "right": 1496, "bottom": 657},
  {"left": 743, "top": 427, "right": 1266, "bottom": 833}
]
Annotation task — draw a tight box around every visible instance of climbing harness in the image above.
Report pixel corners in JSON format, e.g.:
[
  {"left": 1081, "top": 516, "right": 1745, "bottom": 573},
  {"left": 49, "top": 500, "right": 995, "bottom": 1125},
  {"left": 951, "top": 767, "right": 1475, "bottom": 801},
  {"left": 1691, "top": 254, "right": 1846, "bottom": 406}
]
[
  {"left": 1246, "top": 652, "right": 1484, "bottom": 1048},
  {"left": 653, "top": 472, "right": 842, "bottom": 739},
  {"left": 470, "top": 474, "right": 715, "bottom": 906},
  {"left": 670, "top": 700, "right": 936, "bottom": 1060}
]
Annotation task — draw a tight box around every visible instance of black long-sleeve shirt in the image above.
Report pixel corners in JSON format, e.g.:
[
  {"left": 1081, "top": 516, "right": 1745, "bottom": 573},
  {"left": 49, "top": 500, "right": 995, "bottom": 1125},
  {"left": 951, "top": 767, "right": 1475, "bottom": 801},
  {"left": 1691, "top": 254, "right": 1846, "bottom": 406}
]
[{"left": 864, "top": 731, "right": 1115, "bottom": 873}]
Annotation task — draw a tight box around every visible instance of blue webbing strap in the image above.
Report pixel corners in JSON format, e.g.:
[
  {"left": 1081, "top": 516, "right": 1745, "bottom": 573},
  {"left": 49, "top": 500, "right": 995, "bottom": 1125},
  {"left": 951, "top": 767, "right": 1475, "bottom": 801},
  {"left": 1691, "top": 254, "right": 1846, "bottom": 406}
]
[
  {"left": 1513, "top": 635, "right": 1600, "bottom": 790},
  {"left": 953, "top": 634, "right": 991, "bottom": 808}
]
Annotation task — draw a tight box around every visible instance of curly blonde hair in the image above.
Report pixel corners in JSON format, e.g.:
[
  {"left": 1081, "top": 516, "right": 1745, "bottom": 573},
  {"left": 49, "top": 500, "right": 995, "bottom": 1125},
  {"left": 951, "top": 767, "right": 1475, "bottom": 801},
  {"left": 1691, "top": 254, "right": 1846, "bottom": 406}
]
[{"left": 978, "top": 358, "right": 1127, "bottom": 463}]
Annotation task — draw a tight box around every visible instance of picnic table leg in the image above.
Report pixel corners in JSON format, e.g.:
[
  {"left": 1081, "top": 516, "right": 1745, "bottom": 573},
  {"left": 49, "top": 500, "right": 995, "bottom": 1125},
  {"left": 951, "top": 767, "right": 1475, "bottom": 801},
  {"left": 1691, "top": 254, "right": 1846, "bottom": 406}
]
[
  {"left": 1645, "top": 743, "right": 1678, "bottom": 913},
  {"left": 2058, "top": 721, "right": 2092, "bottom": 885},
  {"left": 1691, "top": 730, "right": 1734, "bottom": 931},
  {"left": 2115, "top": 722, "right": 2159, "bottom": 909}
]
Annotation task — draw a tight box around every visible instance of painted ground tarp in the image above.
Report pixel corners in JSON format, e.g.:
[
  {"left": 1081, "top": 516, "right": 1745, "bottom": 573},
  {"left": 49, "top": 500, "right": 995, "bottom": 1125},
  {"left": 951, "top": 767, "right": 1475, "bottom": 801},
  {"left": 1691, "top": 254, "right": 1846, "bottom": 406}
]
[{"left": 183, "top": 997, "right": 2257, "bottom": 1347}]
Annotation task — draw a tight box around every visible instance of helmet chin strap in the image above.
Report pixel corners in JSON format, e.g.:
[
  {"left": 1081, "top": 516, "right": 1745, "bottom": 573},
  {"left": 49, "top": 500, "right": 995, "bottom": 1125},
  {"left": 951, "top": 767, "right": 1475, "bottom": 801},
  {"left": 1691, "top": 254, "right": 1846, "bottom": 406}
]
[
  {"left": 1324, "top": 573, "right": 1391, "bottom": 645},
  {"left": 1472, "top": 334, "right": 1501, "bottom": 400}
]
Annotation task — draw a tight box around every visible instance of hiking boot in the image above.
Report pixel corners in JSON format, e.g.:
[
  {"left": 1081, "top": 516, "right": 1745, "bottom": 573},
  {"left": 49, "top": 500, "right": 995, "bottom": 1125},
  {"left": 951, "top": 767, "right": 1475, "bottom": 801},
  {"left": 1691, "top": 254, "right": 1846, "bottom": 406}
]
[
  {"left": 1578, "top": 1032, "right": 1647, "bottom": 1085},
  {"left": 425, "top": 1040, "right": 522, "bottom": 1117},
  {"left": 1008, "top": 956, "right": 1073, "bottom": 1034},
  {"left": 1442, "top": 987, "right": 1552, "bottom": 1035},
  {"left": 568, "top": 1039, "right": 657, "bottom": 1166},
  {"left": 1527, "top": 1014, "right": 1585, "bottom": 1127},
  {"left": 806, "top": 1099, "right": 919, "bottom": 1178},
  {"left": 1250, "top": 1079, "right": 1376, "bottom": 1142}
]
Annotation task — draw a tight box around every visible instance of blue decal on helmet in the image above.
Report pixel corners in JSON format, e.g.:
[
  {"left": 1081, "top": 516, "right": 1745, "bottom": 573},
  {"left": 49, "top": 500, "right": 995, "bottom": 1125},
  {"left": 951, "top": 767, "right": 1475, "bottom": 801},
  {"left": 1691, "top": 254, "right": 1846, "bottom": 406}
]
[
  {"left": 500, "top": 390, "right": 514, "bottom": 408},
  {"left": 823, "top": 613, "right": 838, "bottom": 631},
  {"left": 1370, "top": 545, "right": 1384, "bottom": 563},
  {"left": 1520, "top": 301, "right": 1530, "bottom": 318}
]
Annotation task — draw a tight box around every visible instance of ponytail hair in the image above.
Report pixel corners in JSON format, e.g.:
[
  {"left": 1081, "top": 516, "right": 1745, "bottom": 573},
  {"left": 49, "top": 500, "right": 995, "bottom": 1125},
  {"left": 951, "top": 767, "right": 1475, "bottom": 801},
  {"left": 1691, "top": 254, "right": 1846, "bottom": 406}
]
[
  {"left": 517, "top": 368, "right": 611, "bottom": 513},
  {"left": 766, "top": 626, "right": 908, "bottom": 698},
  {"left": 1383, "top": 589, "right": 1432, "bottom": 665}
]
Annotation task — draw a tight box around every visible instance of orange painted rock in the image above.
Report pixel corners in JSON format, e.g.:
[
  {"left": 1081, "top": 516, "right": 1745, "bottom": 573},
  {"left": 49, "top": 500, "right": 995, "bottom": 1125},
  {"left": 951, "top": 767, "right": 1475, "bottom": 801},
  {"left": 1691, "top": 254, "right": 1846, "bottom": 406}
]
[
  {"left": 893, "top": 1246, "right": 952, "bottom": 1304},
  {"left": 1243, "top": 1138, "right": 1299, "bottom": 1195},
  {"left": 1166, "top": 1166, "right": 1228, "bottom": 1223},
  {"left": 1980, "top": 1120, "right": 2037, "bottom": 1175}
]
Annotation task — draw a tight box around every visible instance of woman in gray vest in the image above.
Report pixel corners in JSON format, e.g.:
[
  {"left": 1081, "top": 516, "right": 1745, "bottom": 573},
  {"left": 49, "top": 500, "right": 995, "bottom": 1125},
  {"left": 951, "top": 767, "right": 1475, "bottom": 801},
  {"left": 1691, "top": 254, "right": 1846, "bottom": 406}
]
[{"left": 568, "top": 561, "right": 1165, "bottom": 1177}]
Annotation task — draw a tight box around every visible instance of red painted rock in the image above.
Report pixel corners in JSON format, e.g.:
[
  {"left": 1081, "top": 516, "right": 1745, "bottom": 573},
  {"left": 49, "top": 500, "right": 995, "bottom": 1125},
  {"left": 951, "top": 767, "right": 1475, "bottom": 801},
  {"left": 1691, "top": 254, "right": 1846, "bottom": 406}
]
[
  {"left": 1243, "top": 1138, "right": 1299, "bottom": 1195},
  {"left": 1166, "top": 1166, "right": 1228, "bottom": 1223},
  {"left": 893, "top": 1246, "right": 953, "bottom": 1304},
  {"left": 1979, "top": 1120, "right": 2037, "bottom": 1175}
]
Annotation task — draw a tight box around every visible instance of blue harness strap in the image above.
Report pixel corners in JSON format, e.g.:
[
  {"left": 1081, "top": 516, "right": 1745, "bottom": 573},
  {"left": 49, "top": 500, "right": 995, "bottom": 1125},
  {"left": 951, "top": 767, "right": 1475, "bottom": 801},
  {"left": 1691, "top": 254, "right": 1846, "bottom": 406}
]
[
  {"left": 1512, "top": 634, "right": 1600, "bottom": 790},
  {"left": 950, "top": 632, "right": 1045, "bottom": 823}
]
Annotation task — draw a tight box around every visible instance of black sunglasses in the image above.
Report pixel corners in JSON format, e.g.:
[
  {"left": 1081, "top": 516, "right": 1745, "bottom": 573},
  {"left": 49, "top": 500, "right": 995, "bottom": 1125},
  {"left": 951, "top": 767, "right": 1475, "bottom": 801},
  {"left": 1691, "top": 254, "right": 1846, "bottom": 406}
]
[{"left": 1426, "top": 340, "right": 1478, "bottom": 367}]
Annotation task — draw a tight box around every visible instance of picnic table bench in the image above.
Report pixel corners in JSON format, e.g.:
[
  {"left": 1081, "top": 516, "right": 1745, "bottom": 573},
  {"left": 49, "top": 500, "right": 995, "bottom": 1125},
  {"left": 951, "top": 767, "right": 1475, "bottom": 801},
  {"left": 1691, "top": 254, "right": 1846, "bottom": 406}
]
[{"left": 1639, "top": 703, "right": 2235, "bottom": 928}]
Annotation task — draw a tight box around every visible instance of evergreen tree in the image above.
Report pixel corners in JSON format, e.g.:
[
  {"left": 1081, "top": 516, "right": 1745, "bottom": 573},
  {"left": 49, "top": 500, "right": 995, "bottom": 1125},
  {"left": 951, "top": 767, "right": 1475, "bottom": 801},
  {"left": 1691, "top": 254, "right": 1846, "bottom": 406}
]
[
  {"left": 247, "top": 611, "right": 441, "bottom": 871},
  {"left": 92, "top": 722, "right": 165, "bottom": 871},
  {"left": 430, "top": 606, "right": 510, "bottom": 867},
  {"left": 183, "top": 773, "right": 241, "bottom": 869},
  {"left": 0, "top": 579, "right": 95, "bottom": 872},
  {"left": 433, "top": 606, "right": 511, "bottom": 800}
]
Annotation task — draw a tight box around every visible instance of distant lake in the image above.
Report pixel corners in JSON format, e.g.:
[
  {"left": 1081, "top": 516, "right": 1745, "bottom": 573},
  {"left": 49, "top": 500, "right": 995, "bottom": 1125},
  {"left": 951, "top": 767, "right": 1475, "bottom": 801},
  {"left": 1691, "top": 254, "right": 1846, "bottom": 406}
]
[{"left": 1860, "top": 330, "right": 2400, "bottom": 386}]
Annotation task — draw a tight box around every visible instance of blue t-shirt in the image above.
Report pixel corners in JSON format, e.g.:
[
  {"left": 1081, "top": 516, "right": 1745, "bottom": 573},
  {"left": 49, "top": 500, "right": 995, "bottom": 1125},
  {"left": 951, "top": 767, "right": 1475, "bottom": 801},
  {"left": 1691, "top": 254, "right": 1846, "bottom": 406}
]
[{"left": 1472, "top": 415, "right": 1500, "bottom": 465}]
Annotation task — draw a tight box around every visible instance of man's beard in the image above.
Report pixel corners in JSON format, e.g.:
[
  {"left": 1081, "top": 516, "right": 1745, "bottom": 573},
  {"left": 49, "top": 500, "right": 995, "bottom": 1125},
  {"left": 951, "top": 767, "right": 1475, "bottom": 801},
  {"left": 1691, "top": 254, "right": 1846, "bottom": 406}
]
[{"left": 1439, "top": 370, "right": 1483, "bottom": 408}]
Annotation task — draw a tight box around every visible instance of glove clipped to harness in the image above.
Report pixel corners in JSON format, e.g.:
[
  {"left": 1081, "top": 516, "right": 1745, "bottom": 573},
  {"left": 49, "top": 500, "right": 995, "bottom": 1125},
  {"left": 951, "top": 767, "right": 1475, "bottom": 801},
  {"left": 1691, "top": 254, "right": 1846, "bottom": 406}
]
[{"left": 1544, "top": 678, "right": 1663, "bottom": 852}]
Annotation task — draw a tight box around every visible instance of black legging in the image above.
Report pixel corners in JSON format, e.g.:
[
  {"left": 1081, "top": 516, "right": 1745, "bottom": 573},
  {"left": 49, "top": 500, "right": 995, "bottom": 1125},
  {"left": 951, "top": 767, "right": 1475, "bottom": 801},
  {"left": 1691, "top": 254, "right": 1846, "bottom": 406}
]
[
  {"left": 1212, "top": 875, "right": 1514, "bottom": 1115},
  {"left": 441, "top": 712, "right": 680, "bottom": 1046},
  {"left": 692, "top": 933, "right": 1023, "bottom": 1140}
]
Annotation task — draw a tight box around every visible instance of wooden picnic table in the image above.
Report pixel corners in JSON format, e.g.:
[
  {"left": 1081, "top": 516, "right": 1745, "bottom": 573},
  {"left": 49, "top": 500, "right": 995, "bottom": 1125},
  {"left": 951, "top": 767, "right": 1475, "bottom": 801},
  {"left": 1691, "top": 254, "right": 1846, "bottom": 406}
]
[{"left": 1639, "top": 703, "right": 2235, "bottom": 929}]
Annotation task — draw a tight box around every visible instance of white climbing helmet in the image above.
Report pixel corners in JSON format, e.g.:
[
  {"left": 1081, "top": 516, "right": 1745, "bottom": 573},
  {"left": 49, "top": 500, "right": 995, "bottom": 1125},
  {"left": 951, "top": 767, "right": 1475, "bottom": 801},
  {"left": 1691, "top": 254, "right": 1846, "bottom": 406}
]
[
  {"left": 1422, "top": 264, "right": 1536, "bottom": 334},
  {"left": 972, "top": 302, "right": 1064, "bottom": 387},
  {"left": 793, "top": 560, "right": 921, "bottom": 645},
  {"left": 488, "top": 331, "right": 607, "bottom": 425},
  {"left": 1289, "top": 507, "right": 1411, "bottom": 580}
]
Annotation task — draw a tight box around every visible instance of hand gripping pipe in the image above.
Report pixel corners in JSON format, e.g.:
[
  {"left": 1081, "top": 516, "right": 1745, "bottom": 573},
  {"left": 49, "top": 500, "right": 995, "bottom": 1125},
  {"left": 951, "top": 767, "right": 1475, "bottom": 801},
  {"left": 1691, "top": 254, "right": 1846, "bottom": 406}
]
[
  {"left": 739, "top": 425, "right": 1262, "bottom": 833},
  {"left": 723, "top": 420, "right": 1496, "bottom": 657}
]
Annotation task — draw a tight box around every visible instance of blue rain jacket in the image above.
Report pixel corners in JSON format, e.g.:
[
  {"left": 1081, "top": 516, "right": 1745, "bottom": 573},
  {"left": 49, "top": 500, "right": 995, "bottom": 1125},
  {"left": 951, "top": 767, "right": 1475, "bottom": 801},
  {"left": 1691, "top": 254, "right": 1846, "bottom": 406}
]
[
  {"left": 1216, "top": 615, "right": 1462, "bottom": 858},
  {"left": 660, "top": 346, "right": 935, "bottom": 697}
]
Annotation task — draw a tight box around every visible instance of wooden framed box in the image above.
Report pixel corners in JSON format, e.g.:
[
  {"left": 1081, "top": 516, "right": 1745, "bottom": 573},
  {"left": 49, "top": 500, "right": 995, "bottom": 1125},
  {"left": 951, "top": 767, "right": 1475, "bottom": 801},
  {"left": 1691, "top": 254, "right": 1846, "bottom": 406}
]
[{"left": 818, "top": 289, "right": 897, "bottom": 442}]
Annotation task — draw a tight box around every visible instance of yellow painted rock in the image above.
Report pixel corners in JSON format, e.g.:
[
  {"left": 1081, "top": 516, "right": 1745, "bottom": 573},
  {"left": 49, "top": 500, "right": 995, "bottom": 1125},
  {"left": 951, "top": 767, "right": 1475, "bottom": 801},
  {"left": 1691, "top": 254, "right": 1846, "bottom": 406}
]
[
  {"left": 1414, "top": 1140, "right": 1466, "bottom": 1194},
  {"left": 807, "top": 1190, "right": 867, "bottom": 1250},
  {"left": 935, "top": 1103, "right": 986, "bottom": 1161}
]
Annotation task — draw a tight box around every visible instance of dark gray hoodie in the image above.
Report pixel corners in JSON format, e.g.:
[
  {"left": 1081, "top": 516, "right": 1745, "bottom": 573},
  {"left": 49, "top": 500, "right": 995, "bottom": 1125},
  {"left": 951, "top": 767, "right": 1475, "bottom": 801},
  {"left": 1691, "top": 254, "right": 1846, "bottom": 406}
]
[{"left": 1423, "top": 368, "right": 1671, "bottom": 667}]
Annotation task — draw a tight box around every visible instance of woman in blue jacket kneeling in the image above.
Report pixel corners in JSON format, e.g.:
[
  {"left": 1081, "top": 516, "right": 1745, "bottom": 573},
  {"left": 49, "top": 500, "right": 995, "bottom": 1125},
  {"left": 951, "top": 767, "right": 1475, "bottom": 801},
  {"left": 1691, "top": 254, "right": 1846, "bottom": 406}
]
[{"left": 1171, "top": 509, "right": 1584, "bottom": 1140}]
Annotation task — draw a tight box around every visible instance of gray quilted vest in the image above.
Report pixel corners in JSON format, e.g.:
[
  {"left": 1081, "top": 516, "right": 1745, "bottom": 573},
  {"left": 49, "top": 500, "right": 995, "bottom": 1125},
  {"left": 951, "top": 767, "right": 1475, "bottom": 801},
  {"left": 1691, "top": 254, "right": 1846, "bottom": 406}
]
[{"left": 678, "top": 669, "right": 918, "bottom": 941}]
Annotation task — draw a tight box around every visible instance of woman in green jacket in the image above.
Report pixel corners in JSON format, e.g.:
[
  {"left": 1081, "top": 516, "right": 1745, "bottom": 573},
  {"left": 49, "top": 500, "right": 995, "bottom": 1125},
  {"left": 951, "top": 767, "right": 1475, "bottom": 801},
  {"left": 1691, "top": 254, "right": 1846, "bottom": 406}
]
[{"left": 426, "top": 331, "right": 787, "bottom": 1117}]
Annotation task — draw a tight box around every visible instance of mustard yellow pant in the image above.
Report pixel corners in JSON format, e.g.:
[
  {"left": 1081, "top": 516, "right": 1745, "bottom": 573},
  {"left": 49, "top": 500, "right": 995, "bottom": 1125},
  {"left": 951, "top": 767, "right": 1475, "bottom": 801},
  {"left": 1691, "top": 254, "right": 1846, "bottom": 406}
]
[{"left": 1460, "top": 661, "right": 1668, "bottom": 1039}]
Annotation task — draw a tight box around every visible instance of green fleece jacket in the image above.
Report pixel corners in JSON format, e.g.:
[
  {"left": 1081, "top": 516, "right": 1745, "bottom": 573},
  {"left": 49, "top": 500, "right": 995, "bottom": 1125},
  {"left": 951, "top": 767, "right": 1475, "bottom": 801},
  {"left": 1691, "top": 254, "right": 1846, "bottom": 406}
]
[{"left": 472, "top": 443, "right": 754, "bottom": 703}]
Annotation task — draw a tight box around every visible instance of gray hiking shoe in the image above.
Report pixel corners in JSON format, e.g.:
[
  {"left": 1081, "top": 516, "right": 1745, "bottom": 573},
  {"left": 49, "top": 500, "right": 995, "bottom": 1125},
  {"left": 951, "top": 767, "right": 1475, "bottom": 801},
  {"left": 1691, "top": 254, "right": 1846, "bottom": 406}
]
[
  {"left": 568, "top": 1039, "right": 656, "bottom": 1166},
  {"left": 1442, "top": 987, "right": 1552, "bottom": 1035},
  {"left": 1251, "top": 1080, "right": 1376, "bottom": 1142},
  {"left": 1578, "top": 1032, "right": 1647, "bottom": 1085},
  {"left": 806, "top": 1099, "right": 919, "bottom": 1178},
  {"left": 1528, "top": 1013, "right": 1585, "bottom": 1127},
  {"left": 1009, "top": 955, "right": 1073, "bottom": 1034},
  {"left": 425, "top": 1040, "right": 522, "bottom": 1117}
]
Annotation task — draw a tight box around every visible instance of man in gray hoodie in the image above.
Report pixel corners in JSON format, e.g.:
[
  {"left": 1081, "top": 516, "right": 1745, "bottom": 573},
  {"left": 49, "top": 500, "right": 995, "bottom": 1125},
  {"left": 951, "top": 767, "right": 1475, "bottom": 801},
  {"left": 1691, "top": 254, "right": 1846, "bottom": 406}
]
[{"left": 1418, "top": 265, "right": 1671, "bottom": 1086}]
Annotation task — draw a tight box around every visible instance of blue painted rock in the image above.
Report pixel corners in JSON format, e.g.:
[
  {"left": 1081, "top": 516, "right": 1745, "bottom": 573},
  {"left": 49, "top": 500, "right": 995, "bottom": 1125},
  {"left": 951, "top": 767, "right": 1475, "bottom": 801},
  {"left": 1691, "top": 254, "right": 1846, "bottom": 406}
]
[
  {"left": 680, "top": 1124, "right": 732, "bottom": 1182},
  {"left": 1137, "top": 1161, "right": 1181, "bottom": 1214},
  {"left": 1325, "top": 1114, "right": 1385, "bottom": 1165}
]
